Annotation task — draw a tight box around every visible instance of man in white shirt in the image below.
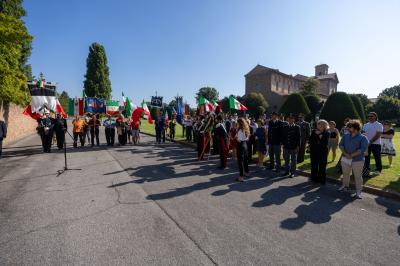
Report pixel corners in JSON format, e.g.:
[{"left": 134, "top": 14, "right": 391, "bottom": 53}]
[{"left": 363, "top": 112, "right": 383, "bottom": 175}]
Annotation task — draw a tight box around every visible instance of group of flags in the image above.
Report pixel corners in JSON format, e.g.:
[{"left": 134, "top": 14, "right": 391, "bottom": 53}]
[{"left": 198, "top": 95, "right": 247, "bottom": 114}]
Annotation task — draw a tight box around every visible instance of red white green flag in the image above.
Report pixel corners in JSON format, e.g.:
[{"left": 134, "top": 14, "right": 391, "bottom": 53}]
[
  {"left": 229, "top": 96, "right": 247, "bottom": 110},
  {"left": 141, "top": 100, "right": 153, "bottom": 124},
  {"left": 106, "top": 100, "right": 119, "bottom": 115},
  {"left": 199, "top": 95, "right": 216, "bottom": 112}
]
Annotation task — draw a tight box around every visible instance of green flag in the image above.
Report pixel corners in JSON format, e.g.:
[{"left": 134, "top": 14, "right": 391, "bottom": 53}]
[
  {"left": 68, "top": 98, "right": 75, "bottom": 116},
  {"left": 82, "top": 90, "right": 87, "bottom": 98},
  {"left": 125, "top": 97, "right": 132, "bottom": 117}
]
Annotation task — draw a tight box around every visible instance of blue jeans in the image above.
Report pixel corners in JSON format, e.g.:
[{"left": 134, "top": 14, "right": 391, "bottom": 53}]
[{"left": 269, "top": 144, "right": 281, "bottom": 169}]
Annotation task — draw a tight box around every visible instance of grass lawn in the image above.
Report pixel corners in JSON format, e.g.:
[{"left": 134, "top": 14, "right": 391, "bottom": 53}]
[
  {"left": 140, "top": 119, "right": 186, "bottom": 141},
  {"left": 141, "top": 119, "right": 400, "bottom": 193}
]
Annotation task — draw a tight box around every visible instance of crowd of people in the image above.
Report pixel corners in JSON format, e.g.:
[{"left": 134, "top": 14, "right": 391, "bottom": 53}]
[
  {"left": 179, "top": 111, "right": 396, "bottom": 199},
  {"left": 5, "top": 107, "right": 395, "bottom": 200}
]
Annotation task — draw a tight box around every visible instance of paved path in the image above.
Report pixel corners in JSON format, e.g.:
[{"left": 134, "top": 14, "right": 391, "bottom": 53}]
[{"left": 0, "top": 130, "right": 399, "bottom": 265}]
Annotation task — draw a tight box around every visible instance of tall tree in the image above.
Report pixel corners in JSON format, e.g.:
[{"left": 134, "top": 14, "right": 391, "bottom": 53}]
[
  {"left": 379, "top": 84, "right": 400, "bottom": 99},
  {"left": 195, "top": 87, "right": 219, "bottom": 103},
  {"left": 0, "top": 0, "right": 32, "bottom": 79},
  {"left": 0, "top": 13, "right": 32, "bottom": 105},
  {"left": 299, "top": 78, "right": 320, "bottom": 96},
  {"left": 367, "top": 96, "right": 400, "bottom": 122},
  {"left": 83, "top": 42, "right": 112, "bottom": 99}
]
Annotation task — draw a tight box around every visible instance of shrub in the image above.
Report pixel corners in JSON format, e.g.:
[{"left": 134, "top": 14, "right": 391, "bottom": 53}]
[
  {"left": 279, "top": 93, "right": 310, "bottom": 117},
  {"left": 320, "top": 92, "right": 359, "bottom": 129},
  {"left": 349, "top": 94, "right": 366, "bottom": 122}
]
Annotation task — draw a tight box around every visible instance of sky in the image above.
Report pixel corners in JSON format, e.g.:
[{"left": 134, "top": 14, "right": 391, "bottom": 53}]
[{"left": 23, "top": 0, "right": 400, "bottom": 106}]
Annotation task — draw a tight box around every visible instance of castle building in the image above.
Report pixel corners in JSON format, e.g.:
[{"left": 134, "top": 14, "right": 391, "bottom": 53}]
[{"left": 245, "top": 64, "right": 339, "bottom": 112}]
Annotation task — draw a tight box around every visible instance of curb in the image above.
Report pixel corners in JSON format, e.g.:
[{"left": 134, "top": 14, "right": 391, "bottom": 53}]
[{"left": 141, "top": 131, "right": 400, "bottom": 201}]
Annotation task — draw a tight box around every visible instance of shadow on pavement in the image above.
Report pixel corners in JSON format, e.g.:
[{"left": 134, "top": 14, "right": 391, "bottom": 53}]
[{"left": 375, "top": 196, "right": 400, "bottom": 236}]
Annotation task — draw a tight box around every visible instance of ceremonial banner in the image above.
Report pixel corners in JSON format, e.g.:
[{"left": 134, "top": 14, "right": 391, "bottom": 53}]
[
  {"left": 106, "top": 100, "right": 119, "bottom": 115},
  {"left": 84, "top": 97, "right": 106, "bottom": 114},
  {"left": 68, "top": 99, "right": 75, "bottom": 116},
  {"left": 184, "top": 104, "right": 190, "bottom": 116},
  {"left": 74, "top": 98, "right": 84, "bottom": 116},
  {"left": 23, "top": 80, "right": 67, "bottom": 119},
  {"left": 151, "top": 96, "right": 163, "bottom": 107},
  {"left": 176, "top": 97, "right": 184, "bottom": 124}
]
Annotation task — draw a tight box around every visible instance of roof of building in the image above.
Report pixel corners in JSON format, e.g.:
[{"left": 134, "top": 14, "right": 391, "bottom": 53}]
[{"left": 246, "top": 64, "right": 339, "bottom": 83}]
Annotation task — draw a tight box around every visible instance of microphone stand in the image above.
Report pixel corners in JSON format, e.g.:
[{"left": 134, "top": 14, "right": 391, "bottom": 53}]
[{"left": 57, "top": 128, "right": 82, "bottom": 177}]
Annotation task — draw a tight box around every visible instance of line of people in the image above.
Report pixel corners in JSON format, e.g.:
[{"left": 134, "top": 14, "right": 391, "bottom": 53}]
[
  {"left": 187, "top": 111, "right": 396, "bottom": 199},
  {"left": 34, "top": 111, "right": 142, "bottom": 153}
]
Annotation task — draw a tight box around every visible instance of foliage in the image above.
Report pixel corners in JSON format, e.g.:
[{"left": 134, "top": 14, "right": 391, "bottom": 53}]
[
  {"left": 379, "top": 84, "right": 400, "bottom": 99},
  {"left": 279, "top": 93, "right": 310, "bottom": 117},
  {"left": 299, "top": 78, "right": 320, "bottom": 96},
  {"left": 350, "top": 93, "right": 370, "bottom": 110},
  {"left": 304, "top": 94, "right": 321, "bottom": 121},
  {"left": 320, "top": 92, "right": 359, "bottom": 129},
  {"left": 368, "top": 96, "right": 400, "bottom": 122},
  {"left": 0, "top": 0, "right": 32, "bottom": 79},
  {"left": 58, "top": 91, "right": 70, "bottom": 114},
  {"left": 83, "top": 42, "right": 112, "bottom": 99},
  {"left": 0, "top": 13, "right": 32, "bottom": 105},
  {"left": 195, "top": 87, "right": 219, "bottom": 103},
  {"left": 349, "top": 94, "right": 366, "bottom": 122},
  {"left": 241, "top": 92, "right": 269, "bottom": 118},
  {"left": 0, "top": 0, "right": 26, "bottom": 18}
]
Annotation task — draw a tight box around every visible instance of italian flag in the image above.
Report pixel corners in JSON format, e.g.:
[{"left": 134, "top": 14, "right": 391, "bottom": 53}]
[
  {"left": 199, "top": 96, "right": 216, "bottom": 112},
  {"left": 122, "top": 92, "right": 126, "bottom": 107},
  {"left": 74, "top": 98, "right": 85, "bottom": 116},
  {"left": 106, "top": 100, "right": 119, "bottom": 115},
  {"left": 229, "top": 96, "right": 248, "bottom": 110},
  {"left": 141, "top": 100, "right": 153, "bottom": 124}
]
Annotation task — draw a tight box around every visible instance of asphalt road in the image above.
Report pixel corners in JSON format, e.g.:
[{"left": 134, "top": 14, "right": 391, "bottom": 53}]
[{"left": 0, "top": 129, "right": 399, "bottom": 266}]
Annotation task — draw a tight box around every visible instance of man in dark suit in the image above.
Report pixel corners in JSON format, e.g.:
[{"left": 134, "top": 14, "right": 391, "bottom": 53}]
[
  {"left": 54, "top": 113, "right": 67, "bottom": 150},
  {"left": 282, "top": 114, "right": 301, "bottom": 178},
  {"left": 0, "top": 119, "right": 7, "bottom": 159},
  {"left": 297, "top": 113, "right": 311, "bottom": 163}
]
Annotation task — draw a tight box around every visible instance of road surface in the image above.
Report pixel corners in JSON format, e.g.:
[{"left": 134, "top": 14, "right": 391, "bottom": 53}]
[{"left": 0, "top": 129, "right": 399, "bottom": 265}]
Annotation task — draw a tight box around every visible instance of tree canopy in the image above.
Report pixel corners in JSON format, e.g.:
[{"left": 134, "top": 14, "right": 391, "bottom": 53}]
[
  {"left": 279, "top": 93, "right": 310, "bottom": 117},
  {"left": 195, "top": 87, "right": 219, "bottom": 103},
  {"left": 367, "top": 96, "right": 400, "bottom": 123},
  {"left": 350, "top": 93, "right": 370, "bottom": 110},
  {"left": 299, "top": 78, "right": 319, "bottom": 96},
  {"left": 83, "top": 42, "right": 112, "bottom": 99},
  {"left": 320, "top": 92, "right": 359, "bottom": 129},
  {"left": 58, "top": 91, "right": 70, "bottom": 114},
  {"left": 0, "top": 12, "right": 32, "bottom": 105},
  {"left": 379, "top": 84, "right": 400, "bottom": 99}
]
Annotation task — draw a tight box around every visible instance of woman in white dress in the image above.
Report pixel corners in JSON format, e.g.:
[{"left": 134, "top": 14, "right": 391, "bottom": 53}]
[{"left": 381, "top": 121, "right": 396, "bottom": 167}]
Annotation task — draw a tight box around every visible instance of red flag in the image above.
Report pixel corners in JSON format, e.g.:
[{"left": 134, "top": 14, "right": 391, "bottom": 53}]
[{"left": 22, "top": 105, "right": 41, "bottom": 120}]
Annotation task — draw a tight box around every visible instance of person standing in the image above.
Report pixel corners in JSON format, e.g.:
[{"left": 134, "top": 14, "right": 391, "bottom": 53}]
[
  {"left": 38, "top": 110, "right": 55, "bottom": 153},
  {"left": 131, "top": 119, "right": 140, "bottom": 145},
  {"left": 254, "top": 119, "right": 267, "bottom": 167},
  {"left": 215, "top": 115, "right": 229, "bottom": 169},
  {"left": 381, "top": 121, "right": 396, "bottom": 167},
  {"left": 155, "top": 117, "right": 164, "bottom": 144},
  {"left": 309, "top": 120, "right": 330, "bottom": 184},
  {"left": 169, "top": 117, "right": 177, "bottom": 142},
  {"left": 297, "top": 113, "right": 311, "bottom": 163},
  {"left": 327, "top": 121, "right": 340, "bottom": 162},
  {"left": 88, "top": 114, "right": 101, "bottom": 146},
  {"left": 126, "top": 118, "right": 132, "bottom": 144},
  {"left": 282, "top": 114, "right": 301, "bottom": 178},
  {"left": 116, "top": 115, "right": 127, "bottom": 145},
  {"left": 236, "top": 118, "right": 250, "bottom": 182},
  {"left": 83, "top": 114, "right": 91, "bottom": 145},
  {"left": 229, "top": 120, "right": 238, "bottom": 159},
  {"left": 338, "top": 120, "right": 369, "bottom": 199},
  {"left": 72, "top": 115, "right": 86, "bottom": 148},
  {"left": 103, "top": 115, "right": 116, "bottom": 146},
  {"left": 363, "top": 112, "right": 383, "bottom": 175},
  {"left": 185, "top": 116, "right": 193, "bottom": 141},
  {"left": 268, "top": 112, "right": 284, "bottom": 172},
  {"left": 0, "top": 119, "right": 7, "bottom": 159},
  {"left": 54, "top": 113, "right": 67, "bottom": 150}
]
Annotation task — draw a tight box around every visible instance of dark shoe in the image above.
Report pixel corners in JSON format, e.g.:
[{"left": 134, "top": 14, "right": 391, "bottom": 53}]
[
  {"left": 289, "top": 173, "right": 295, "bottom": 178},
  {"left": 282, "top": 172, "right": 290, "bottom": 176}
]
